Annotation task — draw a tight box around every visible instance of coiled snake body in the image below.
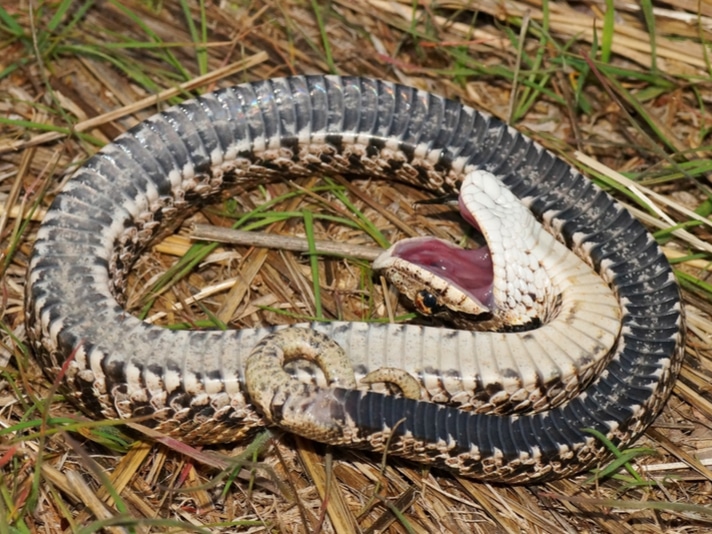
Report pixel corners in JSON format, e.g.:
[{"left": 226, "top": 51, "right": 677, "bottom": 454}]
[{"left": 26, "top": 76, "right": 684, "bottom": 483}]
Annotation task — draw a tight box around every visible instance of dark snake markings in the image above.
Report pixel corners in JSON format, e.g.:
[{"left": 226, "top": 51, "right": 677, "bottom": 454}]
[{"left": 26, "top": 76, "right": 684, "bottom": 483}]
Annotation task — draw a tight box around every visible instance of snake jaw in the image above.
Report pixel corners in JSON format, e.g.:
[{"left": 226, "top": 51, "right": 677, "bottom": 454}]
[{"left": 373, "top": 236, "right": 494, "bottom": 318}]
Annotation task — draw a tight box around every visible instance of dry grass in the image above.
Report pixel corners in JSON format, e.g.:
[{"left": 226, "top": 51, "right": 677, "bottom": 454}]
[{"left": 1, "top": 0, "right": 712, "bottom": 532}]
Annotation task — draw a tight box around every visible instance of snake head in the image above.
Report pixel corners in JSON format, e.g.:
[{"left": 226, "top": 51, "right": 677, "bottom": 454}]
[
  {"left": 372, "top": 236, "right": 494, "bottom": 319},
  {"left": 374, "top": 170, "right": 564, "bottom": 329}
]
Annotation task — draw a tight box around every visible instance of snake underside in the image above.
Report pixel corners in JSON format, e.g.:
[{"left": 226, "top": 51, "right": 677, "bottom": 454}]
[{"left": 25, "top": 75, "right": 684, "bottom": 483}]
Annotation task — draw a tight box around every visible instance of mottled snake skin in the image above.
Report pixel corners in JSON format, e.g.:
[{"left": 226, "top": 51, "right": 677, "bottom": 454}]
[{"left": 26, "top": 76, "right": 684, "bottom": 483}]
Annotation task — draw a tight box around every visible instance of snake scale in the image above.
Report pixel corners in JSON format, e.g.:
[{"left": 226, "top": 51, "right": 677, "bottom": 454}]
[{"left": 26, "top": 75, "right": 684, "bottom": 483}]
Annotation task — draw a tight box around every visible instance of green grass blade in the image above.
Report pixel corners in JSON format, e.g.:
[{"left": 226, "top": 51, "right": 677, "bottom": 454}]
[
  {"left": 601, "top": 0, "right": 615, "bottom": 64},
  {"left": 179, "top": 0, "right": 208, "bottom": 75},
  {"left": 302, "top": 209, "right": 323, "bottom": 319},
  {"left": 583, "top": 427, "right": 656, "bottom": 484},
  {"left": 0, "top": 5, "right": 24, "bottom": 36},
  {"left": 639, "top": 0, "right": 657, "bottom": 72},
  {"left": 45, "top": 0, "right": 77, "bottom": 33},
  {"left": 310, "top": 0, "right": 336, "bottom": 73}
]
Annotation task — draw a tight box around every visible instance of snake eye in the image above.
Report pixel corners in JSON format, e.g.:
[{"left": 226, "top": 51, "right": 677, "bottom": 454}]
[{"left": 414, "top": 290, "right": 440, "bottom": 316}]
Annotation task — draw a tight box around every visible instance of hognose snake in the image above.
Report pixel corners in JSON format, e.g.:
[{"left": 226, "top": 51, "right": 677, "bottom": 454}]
[{"left": 26, "top": 76, "right": 684, "bottom": 483}]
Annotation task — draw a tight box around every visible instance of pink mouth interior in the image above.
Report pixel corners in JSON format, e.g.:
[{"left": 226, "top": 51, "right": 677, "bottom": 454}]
[{"left": 391, "top": 238, "right": 494, "bottom": 308}]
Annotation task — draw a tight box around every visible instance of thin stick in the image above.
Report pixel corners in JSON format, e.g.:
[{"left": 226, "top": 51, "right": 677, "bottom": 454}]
[{"left": 190, "top": 223, "right": 384, "bottom": 261}]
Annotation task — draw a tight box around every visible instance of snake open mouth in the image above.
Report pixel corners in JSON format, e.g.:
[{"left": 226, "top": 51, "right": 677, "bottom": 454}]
[
  {"left": 386, "top": 191, "right": 495, "bottom": 310},
  {"left": 388, "top": 235, "right": 494, "bottom": 309}
]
